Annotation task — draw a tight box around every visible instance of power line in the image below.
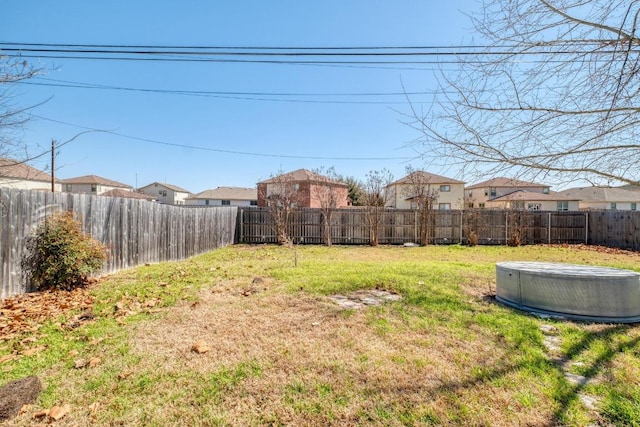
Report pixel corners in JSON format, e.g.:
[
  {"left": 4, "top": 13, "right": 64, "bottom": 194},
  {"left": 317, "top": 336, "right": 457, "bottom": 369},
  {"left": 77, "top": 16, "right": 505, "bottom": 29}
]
[
  {"left": 16, "top": 77, "right": 442, "bottom": 105},
  {"left": 33, "top": 115, "right": 415, "bottom": 161}
]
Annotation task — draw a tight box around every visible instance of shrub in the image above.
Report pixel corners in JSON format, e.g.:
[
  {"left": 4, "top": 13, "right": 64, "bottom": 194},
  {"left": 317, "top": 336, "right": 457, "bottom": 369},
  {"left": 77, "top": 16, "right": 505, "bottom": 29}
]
[{"left": 22, "top": 211, "right": 107, "bottom": 290}]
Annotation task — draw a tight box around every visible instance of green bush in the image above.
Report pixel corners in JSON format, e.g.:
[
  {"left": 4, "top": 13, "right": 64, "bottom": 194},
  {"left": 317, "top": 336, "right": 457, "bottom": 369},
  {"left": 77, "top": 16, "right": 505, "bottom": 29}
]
[{"left": 22, "top": 211, "right": 107, "bottom": 290}]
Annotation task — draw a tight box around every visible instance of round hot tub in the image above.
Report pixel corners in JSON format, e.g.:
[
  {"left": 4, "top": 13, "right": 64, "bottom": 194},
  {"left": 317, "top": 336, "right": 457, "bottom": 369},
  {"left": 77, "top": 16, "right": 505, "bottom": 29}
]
[{"left": 496, "top": 262, "right": 640, "bottom": 323}]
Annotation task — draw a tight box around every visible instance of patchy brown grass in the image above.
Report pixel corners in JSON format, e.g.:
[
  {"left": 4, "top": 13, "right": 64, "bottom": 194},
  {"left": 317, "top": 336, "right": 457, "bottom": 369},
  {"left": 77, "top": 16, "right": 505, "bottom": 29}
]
[{"left": 124, "top": 281, "right": 551, "bottom": 426}]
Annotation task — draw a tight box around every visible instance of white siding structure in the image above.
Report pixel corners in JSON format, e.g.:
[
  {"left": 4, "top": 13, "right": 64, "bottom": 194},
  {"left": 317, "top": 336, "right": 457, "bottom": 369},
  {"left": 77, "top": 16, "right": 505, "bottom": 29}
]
[
  {"left": 556, "top": 187, "right": 640, "bottom": 211},
  {"left": 0, "top": 158, "right": 60, "bottom": 191},
  {"left": 138, "top": 182, "right": 191, "bottom": 205},
  {"left": 186, "top": 187, "right": 257, "bottom": 207}
]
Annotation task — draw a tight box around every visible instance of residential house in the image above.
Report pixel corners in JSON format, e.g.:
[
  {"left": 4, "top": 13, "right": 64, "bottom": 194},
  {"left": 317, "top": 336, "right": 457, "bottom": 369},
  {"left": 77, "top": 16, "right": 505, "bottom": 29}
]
[
  {"left": 101, "top": 188, "right": 157, "bottom": 201},
  {"left": 138, "top": 182, "right": 191, "bottom": 205},
  {"left": 185, "top": 187, "right": 257, "bottom": 206},
  {"left": 465, "top": 177, "right": 550, "bottom": 209},
  {"left": 61, "top": 175, "right": 132, "bottom": 195},
  {"left": 385, "top": 170, "right": 465, "bottom": 210},
  {"left": 556, "top": 187, "right": 640, "bottom": 211},
  {"left": 257, "top": 169, "right": 350, "bottom": 208},
  {"left": 0, "top": 157, "right": 60, "bottom": 191},
  {"left": 484, "top": 190, "right": 580, "bottom": 211}
]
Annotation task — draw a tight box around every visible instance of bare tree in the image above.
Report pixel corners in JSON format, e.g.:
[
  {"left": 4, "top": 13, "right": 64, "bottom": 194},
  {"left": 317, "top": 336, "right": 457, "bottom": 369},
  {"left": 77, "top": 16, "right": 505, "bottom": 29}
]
[
  {"left": 311, "top": 167, "right": 347, "bottom": 246},
  {"left": 401, "top": 167, "right": 439, "bottom": 246},
  {"left": 257, "top": 170, "right": 302, "bottom": 246},
  {"left": 0, "top": 56, "right": 41, "bottom": 168},
  {"left": 407, "top": 0, "right": 640, "bottom": 186},
  {"left": 361, "top": 169, "right": 394, "bottom": 246}
]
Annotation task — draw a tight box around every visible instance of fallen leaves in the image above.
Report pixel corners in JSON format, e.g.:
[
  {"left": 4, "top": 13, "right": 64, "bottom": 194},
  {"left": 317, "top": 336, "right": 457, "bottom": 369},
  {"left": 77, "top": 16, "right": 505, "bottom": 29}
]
[
  {"left": 191, "top": 339, "right": 210, "bottom": 354},
  {"left": 0, "top": 287, "right": 95, "bottom": 343},
  {"left": 33, "top": 403, "right": 70, "bottom": 421}
]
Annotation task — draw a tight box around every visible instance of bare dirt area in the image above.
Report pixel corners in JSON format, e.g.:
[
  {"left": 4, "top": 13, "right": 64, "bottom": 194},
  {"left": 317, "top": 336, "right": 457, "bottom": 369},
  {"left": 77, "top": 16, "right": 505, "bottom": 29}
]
[{"left": 130, "top": 281, "right": 539, "bottom": 426}]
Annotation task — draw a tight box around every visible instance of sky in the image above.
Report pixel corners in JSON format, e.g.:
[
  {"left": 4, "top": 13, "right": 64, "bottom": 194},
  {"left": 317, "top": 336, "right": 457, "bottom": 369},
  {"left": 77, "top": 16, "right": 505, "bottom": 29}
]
[{"left": 2, "top": 1, "right": 482, "bottom": 194}]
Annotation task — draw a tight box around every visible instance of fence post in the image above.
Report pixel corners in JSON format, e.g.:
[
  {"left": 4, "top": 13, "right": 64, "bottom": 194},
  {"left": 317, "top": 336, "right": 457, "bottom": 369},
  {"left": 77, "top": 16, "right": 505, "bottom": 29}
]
[
  {"left": 459, "top": 210, "right": 463, "bottom": 244},
  {"left": 548, "top": 212, "right": 551, "bottom": 245},
  {"left": 585, "top": 212, "right": 589, "bottom": 244},
  {"left": 239, "top": 208, "right": 244, "bottom": 243},
  {"left": 505, "top": 211, "right": 509, "bottom": 244},
  {"left": 414, "top": 210, "right": 418, "bottom": 243}
]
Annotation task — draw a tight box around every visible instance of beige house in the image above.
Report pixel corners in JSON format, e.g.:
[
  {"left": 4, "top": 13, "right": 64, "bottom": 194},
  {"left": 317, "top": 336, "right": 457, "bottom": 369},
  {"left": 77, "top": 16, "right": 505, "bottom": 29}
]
[
  {"left": 138, "top": 182, "right": 191, "bottom": 205},
  {"left": 465, "top": 177, "right": 550, "bottom": 209},
  {"left": 61, "top": 175, "right": 132, "bottom": 195},
  {"left": 186, "top": 187, "right": 257, "bottom": 207},
  {"left": 102, "top": 188, "right": 157, "bottom": 201},
  {"left": 485, "top": 190, "right": 580, "bottom": 211},
  {"left": 556, "top": 187, "right": 640, "bottom": 211},
  {"left": 257, "top": 169, "right": 350, "bottom": 208},
  {"left": 385, "top": 171, "right": 465, "bottom": 210},
  {"left": 0, "top": 158, "right": 60, "bottom": 191}
]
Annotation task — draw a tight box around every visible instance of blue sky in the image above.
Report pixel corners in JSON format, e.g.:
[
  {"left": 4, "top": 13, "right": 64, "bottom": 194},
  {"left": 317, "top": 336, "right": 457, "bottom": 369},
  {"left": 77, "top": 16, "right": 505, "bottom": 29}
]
[{"left": 2, "top": 1, "right": 480, "bottom": 193}]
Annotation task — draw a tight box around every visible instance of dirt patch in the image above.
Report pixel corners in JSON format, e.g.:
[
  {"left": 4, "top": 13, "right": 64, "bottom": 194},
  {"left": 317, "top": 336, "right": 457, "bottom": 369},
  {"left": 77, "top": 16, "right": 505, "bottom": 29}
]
[
  {"left": 329, "top": 289, "right": 402, "bottom": 309},
  {"left": 0, "top": 376, "right": 41, "bottom": 421}
]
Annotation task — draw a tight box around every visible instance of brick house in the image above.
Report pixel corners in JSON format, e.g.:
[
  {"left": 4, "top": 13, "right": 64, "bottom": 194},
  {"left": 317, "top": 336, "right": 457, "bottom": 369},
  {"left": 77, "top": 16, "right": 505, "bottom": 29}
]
[{"left": 257, "top": 169, "right": 349, "bottom": 208}]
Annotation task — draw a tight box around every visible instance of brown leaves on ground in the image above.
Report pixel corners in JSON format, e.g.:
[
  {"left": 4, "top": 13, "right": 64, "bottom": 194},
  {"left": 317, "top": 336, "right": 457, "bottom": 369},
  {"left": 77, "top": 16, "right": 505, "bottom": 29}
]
[
  {"left": 33, "top": 403, "right": 70, "bottom": 421},
  {"left": 548, "top": 243, "right": 640, "bottom": 257},
  {"left": 0, "top": 288, "right": 95, "bottom": 343}
]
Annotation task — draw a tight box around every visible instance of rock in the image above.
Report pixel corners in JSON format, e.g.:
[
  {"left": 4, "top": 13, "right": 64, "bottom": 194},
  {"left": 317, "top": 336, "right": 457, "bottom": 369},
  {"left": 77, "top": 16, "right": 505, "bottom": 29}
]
[{"left": 0, "top": 376, "right": 42, "bottom": 421}]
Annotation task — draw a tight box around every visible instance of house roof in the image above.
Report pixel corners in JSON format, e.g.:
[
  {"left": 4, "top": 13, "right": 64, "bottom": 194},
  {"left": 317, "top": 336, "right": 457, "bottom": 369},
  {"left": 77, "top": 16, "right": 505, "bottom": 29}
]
[
  {"left": 61, "top": 174, "right": 132, "bottom": 189},
  {"left": 101, "top": 189, "right": 156, "bottom": 200},
  {"left": 187, "top": 187, "right": 257, "bottom": 201},
  {"left": 257, "top": 169, "right": 348, "bottom": 186},
  {"left": 556, "top": 187, "right": 640, "bottom": 203},
  {"left": 466, "top": 177, "right": 548, "bottom": 190},
  {"left": 388, "top": 170, "right": 464, "bottom": 186},
  {"left": 489, "top": 190, "right": 579, "bottom": 202},
  {"left": 138, "top": 181, "right": 191, "bottom": 194},
  {"left": 0, "top": 158, "right": 54, "bottom": 183}
]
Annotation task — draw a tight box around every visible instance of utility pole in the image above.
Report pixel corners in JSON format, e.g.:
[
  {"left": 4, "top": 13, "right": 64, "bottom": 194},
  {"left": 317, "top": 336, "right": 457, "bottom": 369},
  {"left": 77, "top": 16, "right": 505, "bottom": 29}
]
[{"left": 51, "top": 139, "right": 56, "bottom": 193}]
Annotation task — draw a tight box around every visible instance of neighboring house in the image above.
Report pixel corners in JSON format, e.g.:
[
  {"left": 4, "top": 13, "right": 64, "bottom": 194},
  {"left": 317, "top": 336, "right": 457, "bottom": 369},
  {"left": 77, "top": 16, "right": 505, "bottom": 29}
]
[
  {"left": 257, "top": 169, "right": 350, "bottom": 208},
  {"left": 385, "top": 170, "right": 465, "bottom": 210},
  {"left": 138, "top": 182, "right": 191, "bottom": 205},
  {"left": 61, "top": 175, "right": 132, "bottom": 195},
  {"left": 186, "top": 187, "right": 257, "bottom": 206},
  {"left": 484, "top": 190, "right": 580, "bottom": 211},
  {"left": 0, "top": 157, "right": 60, "bottom": 191},
  {"left": 556, "top": 187, "right": 640, "bottom": 211},
  {"left": 465, "top": 177, "right": 551, "bottom": 209},
  {"left": 101, "top": 188, "right": 157, "bottom": 201}
]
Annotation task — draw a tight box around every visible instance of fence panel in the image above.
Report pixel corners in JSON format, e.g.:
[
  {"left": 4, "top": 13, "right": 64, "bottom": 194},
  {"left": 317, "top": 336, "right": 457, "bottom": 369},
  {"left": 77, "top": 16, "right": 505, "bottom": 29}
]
[{"left": 0, "top": 188, "right": 238, "bottom": 298}]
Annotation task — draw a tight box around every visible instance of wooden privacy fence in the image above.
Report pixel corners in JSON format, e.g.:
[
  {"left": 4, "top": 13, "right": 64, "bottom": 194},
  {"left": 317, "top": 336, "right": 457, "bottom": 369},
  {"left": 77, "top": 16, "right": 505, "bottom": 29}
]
[
  {"left": 0, "top": 188, "right": 238, "bottom": 298},
  {"left": 240, "top": 207, "right": 640, "bottom": 249}
]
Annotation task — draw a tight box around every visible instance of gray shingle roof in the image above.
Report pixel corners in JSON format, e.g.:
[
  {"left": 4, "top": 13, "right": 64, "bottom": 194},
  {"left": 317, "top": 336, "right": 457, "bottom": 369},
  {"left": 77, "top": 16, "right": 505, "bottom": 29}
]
[
  {"left": 0, "top": 158, "right": 54, "bottom": 183},
  {"left": 187, "top": 187, "right": 257, "bottom": 200},
  {"left": 466, "top": 177, "right": 548, "bottom": 190},
  {"left": 61, "top": 174, "right": 132, "bottom": 188},
  {"left": 556, "top": 187, "right": 640, "bottom": 203}
]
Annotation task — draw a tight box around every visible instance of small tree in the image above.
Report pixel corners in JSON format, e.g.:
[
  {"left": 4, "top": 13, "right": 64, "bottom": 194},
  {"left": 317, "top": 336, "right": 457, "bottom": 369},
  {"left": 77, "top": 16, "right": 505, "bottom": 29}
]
[
  {"left": 338, "top": 175, "right": 364, "bottom": 206},
  {"left": 362, "top": 169, "right": 394, "bottom": 246},
  {"left": 22, "top": 211, "right": 107, "bottom": 290},
  {"left": 258, "top": 170, "right": 302, "bottom": 246},
  {"left": 312, "top": 167, "right": 348, "bottom": 246},
  {"left": 402, "top": 167, "right": 439, "bottom": 246}
]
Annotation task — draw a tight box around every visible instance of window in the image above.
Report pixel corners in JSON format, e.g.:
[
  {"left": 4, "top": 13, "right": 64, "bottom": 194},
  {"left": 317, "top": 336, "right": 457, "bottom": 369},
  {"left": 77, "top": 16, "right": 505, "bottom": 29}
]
[
  {"left": 557, "top": 201, "right": 568, "bottom": 212},
  {"left": 490, "top": 187, "right": 497, "bottom": 197},
  {"left": 159, "top": 190, "right": 163, "bottom": 195},
  {"left": 162, "top": 190, "right": 167, "bottom": 197},
  {"left": 65, "top": 184, "right": 72, "bottom": 192},
  {"left": 91, "top": 184, "right": 97, "bottom": 193},
  {"left": 440, "top": 185, "right": 450, "bottom": 192},
  {"left": 632, "top": 203, "right": 637, "bottom": 211},
  {"left": 543, "top": 187, "right": 550, "bottom": 194},
  {"left": 205, "top": 200, "right": 210, "bottom": 205},
  {"left": 484, "top": 189, "right": 489, "bottom": 196},
  {"left": 250, "top": 200, "right": 258, "bottom": 206},
  {"left": 468, "top": 203, "right": 474, "bottom": 209},
  {"left": 529, "top": 204, "right": 540, "bottom": 211},
  {"left": 479, "top": 203, "right": 485, "bottom": 208},
  {"left": 610, "top": 202, "right": 617, "bottom": 210},
  {"left": 221, "top": 200, "right": 230, "bottom": 206},
  {"left": 439, "top": 203, "right": 451, "bottom": 210}
]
